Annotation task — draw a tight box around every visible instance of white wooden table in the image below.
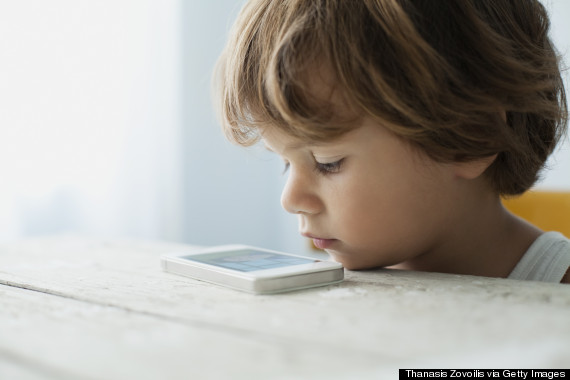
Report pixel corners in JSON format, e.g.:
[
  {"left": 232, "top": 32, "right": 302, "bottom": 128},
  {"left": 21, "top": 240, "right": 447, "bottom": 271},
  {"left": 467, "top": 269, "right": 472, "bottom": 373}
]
[{"left": 1, "top": 236, "right": 569, "bottom": 380}]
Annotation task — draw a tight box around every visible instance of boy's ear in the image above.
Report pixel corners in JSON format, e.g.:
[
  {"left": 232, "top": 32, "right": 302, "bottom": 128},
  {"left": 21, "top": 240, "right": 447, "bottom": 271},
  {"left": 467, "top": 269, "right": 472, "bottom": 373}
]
[{"left": 452, "top": 154, "right": 498, "bottom": 180}]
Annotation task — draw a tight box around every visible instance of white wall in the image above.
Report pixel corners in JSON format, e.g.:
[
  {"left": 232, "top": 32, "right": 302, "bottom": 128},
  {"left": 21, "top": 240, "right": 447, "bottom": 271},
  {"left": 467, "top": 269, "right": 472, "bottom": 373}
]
[
  {"left": 180, "top": 1, "right": 305, "bottom": 253},
  {"left": 539, "top": 0, "right": 570, "bottom": 190},
  {"left": 0, "top": 0, "right": 183, "bottom": 242}
]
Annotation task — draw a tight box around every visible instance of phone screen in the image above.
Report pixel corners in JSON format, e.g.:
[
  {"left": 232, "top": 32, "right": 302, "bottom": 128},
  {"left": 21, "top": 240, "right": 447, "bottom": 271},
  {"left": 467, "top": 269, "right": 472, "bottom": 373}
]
[{"left": 181, "top": 249, "right": 317, "bottom": 272}]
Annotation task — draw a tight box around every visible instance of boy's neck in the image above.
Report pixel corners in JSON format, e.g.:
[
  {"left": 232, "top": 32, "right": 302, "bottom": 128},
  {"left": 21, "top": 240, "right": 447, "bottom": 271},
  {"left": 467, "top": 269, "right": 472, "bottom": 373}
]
[{"left": 389, "top": 195, "right": 542, "bottom": 279}]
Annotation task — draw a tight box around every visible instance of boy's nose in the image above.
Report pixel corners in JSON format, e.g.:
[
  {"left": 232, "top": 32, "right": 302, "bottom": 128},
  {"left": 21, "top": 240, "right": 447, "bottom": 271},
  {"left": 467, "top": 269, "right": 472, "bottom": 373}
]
[{"left": 280, "top": 170, "right": 323, "bottom": 215}]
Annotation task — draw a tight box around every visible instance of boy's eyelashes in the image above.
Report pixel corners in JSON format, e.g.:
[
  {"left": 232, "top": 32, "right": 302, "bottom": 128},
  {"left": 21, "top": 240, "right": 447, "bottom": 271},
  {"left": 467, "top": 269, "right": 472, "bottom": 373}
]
[
  {"left": 314, "top": 158, "right": 344, "bottom": 175},
  {"left": 281, "top": 158, "right": 345, "bottom": 175}
]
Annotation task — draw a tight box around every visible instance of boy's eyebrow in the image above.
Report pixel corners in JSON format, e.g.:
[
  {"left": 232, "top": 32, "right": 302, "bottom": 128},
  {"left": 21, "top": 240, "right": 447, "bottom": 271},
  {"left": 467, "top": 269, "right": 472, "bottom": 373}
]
[{"left": 263, "top": 141, "right": 313, "bottom": 153}]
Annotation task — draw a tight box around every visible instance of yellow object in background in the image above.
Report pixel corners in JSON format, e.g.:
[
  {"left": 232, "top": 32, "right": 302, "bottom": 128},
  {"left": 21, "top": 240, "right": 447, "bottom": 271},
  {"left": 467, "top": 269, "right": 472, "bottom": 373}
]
[{"left": 502, "top": 191, "right": 570, "bottom": 238}]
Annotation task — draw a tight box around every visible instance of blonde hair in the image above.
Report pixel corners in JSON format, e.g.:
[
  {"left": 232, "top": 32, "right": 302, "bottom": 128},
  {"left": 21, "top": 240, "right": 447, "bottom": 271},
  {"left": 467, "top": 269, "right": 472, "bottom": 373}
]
[{"left": 214, "top": 0, "right": 567, "bottom": 196}]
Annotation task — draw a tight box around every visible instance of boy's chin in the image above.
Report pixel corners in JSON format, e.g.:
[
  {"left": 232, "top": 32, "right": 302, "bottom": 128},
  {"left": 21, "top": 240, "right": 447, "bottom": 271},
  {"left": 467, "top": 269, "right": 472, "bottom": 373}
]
[{"left": 327, "top": 250, "right": 386, "bottom": 271}]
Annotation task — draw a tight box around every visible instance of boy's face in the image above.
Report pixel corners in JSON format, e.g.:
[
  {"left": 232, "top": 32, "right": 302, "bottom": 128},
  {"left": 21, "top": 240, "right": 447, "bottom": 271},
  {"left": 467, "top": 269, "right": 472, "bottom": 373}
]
[{"left": 262, "top": 119, "right": 466, "bottom": 270}]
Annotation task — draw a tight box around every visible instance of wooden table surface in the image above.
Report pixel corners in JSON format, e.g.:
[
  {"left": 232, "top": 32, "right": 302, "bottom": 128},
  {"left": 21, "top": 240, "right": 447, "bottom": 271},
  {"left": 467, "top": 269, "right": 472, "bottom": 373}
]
[{"left": 1, "top": 236, "right": 569, "bottom": 380}]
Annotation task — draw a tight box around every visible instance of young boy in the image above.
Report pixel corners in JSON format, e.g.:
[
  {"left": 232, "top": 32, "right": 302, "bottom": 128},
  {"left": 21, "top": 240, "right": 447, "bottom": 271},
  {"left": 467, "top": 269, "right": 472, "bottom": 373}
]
[{"left": 213, "top": 0, "right": 569, "bottom": 283}]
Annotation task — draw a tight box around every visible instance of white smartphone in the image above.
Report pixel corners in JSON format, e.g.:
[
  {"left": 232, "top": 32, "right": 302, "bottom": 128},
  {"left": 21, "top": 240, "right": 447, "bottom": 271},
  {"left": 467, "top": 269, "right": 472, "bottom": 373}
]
[{"left": 161, "top": 244, "right": 343, "bottom": 294}]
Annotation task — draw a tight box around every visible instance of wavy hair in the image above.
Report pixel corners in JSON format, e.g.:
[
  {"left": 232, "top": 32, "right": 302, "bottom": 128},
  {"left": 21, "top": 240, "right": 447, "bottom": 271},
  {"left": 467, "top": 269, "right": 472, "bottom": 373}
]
[{"left": 214, "top": 0, "right": 567, "bottom": 195}]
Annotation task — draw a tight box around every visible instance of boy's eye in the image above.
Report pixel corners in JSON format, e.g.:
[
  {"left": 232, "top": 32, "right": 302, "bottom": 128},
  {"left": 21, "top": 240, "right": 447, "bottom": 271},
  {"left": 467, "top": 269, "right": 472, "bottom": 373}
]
[{"left": 315, "top": 159, "right": 344, "bottom": 175}]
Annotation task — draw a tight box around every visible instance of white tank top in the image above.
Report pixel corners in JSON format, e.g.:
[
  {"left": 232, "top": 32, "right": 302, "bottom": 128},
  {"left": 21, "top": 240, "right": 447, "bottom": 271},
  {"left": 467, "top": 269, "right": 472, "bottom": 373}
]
[{"left": 508, "top": 231, "right": 570, "bottom": 283}]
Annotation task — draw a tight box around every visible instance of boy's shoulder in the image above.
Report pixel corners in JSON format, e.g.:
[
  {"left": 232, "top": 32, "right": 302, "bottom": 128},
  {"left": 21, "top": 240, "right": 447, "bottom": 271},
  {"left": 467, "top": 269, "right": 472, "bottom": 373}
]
[{"left": 509, "top": 231, "right": 570, "bottom": 284}]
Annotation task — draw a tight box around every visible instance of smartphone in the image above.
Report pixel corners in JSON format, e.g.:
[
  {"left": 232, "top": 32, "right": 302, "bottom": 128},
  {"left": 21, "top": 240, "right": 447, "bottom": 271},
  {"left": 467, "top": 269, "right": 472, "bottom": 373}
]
[{"left": 161, "top": 245, "right": 344, "bottom": 294}]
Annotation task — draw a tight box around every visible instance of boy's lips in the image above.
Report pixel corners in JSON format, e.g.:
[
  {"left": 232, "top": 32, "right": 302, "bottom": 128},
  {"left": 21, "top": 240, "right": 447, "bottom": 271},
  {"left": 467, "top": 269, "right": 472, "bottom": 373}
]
[
  {"left": 302, "top": 233, "right": 338, "bottom": 250},
  {"left": 312, "top": 238, "right": 337, "bottom": 250}
]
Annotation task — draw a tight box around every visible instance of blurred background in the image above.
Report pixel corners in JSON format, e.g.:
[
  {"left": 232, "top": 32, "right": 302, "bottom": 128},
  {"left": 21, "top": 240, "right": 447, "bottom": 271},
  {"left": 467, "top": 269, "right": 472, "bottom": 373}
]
[{"left": 0, "top": 0, "right": 568, "bottom": 255}]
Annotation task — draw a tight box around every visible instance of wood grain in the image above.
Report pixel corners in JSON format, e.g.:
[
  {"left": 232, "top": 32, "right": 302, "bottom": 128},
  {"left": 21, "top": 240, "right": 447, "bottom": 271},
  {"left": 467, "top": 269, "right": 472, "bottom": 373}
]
[{"left": 1, "top": 236, "right": 569, "bottom": 379}]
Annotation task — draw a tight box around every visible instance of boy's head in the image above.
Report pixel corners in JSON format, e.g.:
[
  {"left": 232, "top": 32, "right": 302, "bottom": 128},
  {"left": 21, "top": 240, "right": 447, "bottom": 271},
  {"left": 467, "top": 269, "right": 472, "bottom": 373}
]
[{"left": 215, "top": 0, "right": 567, "bottom": 196}]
